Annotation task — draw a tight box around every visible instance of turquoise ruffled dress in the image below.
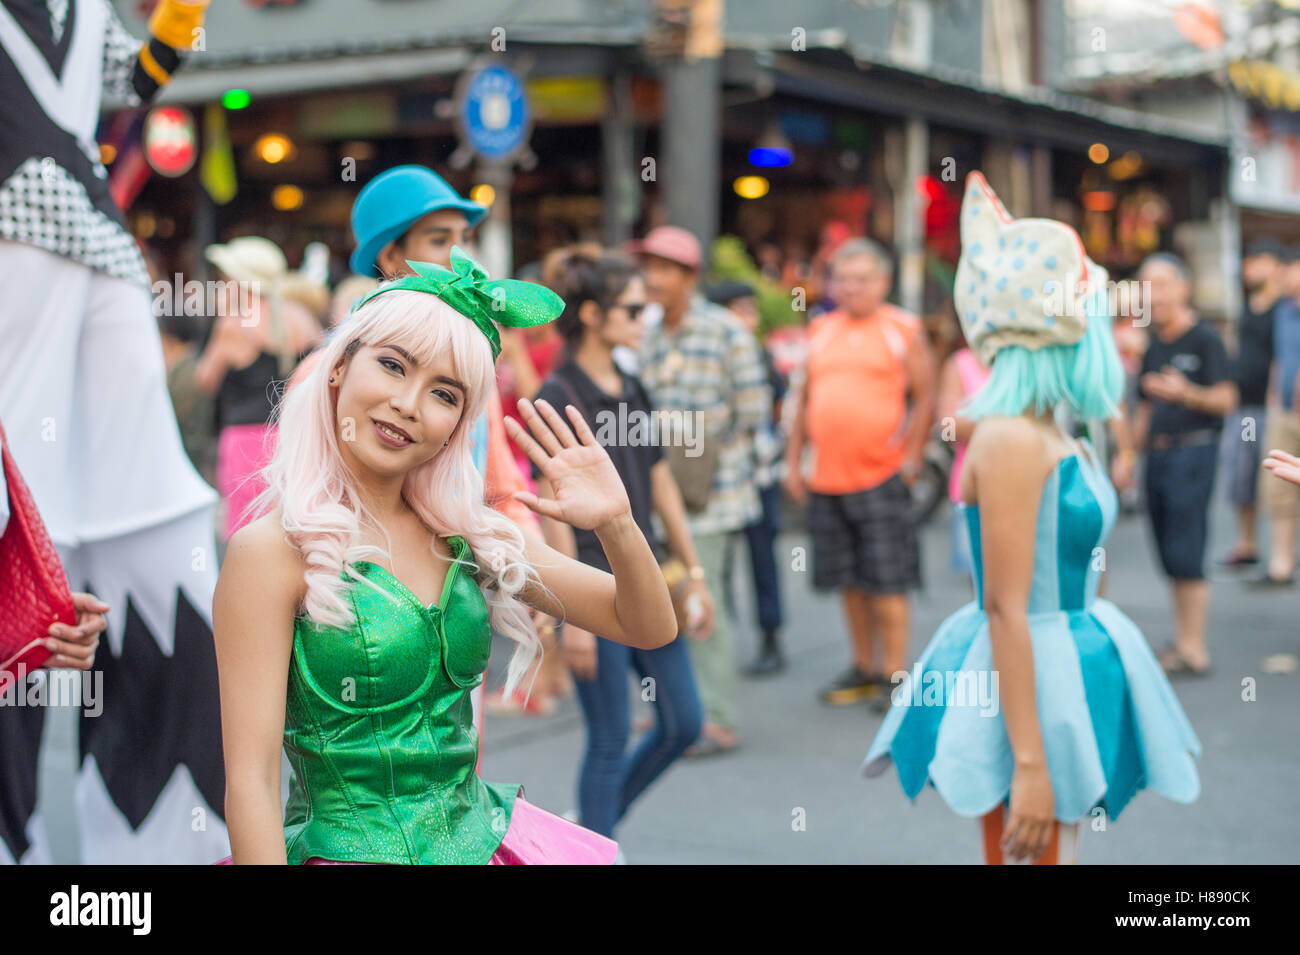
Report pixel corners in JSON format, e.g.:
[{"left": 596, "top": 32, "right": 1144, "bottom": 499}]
[{"left": 863, "top": 442, "right": 1201, "bottom": 823}]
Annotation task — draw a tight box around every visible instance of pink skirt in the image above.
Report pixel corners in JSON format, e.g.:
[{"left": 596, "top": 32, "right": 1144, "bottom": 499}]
[
  {"left": 216, "top": 423, "right": 276, "bottom": 542},
  {"left": 214, "top": 794, "right": 617, "bottom": 865}
]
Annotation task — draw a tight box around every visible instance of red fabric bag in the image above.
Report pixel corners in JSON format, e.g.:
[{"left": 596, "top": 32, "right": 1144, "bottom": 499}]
[{"left": 0, "top": 418, "right": 75, "bottom": 685}]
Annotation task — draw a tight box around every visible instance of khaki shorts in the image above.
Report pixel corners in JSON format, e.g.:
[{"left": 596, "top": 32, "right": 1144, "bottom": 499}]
[{"left": 1260, "top": 411, "right": 1300, "bottom": 519}]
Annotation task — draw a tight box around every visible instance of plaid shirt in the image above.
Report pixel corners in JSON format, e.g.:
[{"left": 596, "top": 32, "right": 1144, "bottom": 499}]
[{"left": 639, "top": 296, "right": 772, "bottom": 535}]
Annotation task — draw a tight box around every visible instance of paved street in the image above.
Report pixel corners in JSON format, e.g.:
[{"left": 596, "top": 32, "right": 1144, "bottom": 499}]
[
  {"left": 481, "top": 478, "right": 1300, "bottom": 864},
  {"left": 32, "top": 462, "right": 1300, "bottom": 864}
]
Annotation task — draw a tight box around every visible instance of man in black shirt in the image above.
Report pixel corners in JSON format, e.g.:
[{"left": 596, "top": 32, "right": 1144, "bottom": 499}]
[
  {"left": 1134, "top": 254, "right": 1238, "bottom": 676},
  {"left": 1221, "top": 239, "right": 1288, "bottom": 568}
]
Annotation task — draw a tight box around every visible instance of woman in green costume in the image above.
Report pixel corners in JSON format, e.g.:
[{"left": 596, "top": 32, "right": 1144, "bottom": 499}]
[{"left": 212, "top": 250, "right": 677, "bottom": 864}]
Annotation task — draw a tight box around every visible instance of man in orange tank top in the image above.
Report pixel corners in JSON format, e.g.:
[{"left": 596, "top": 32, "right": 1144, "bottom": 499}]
[{"left": 784, "top": 239, "right": 935, "bottom": 707}]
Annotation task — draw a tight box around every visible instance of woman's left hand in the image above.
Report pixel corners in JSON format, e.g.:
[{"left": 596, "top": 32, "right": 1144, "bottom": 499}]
[{"left": 505, "top": 398, "right": 632, "bottom": 531}]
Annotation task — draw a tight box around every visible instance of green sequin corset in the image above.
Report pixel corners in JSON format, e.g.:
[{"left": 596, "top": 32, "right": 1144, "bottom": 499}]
[{"left": 282, "top": 535, "right": 518, "bottom": 864}]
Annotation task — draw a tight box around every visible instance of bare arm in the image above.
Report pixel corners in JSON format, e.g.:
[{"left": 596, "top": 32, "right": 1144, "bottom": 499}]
[
  {"left": 651, "top": 458, "right": 715, "bottom": 637},
  {"left": 1108, "top": 399, "right": 1136, "bottom": 458},
  {"left": 650, "top": 459, "right": 701, "bottom": 569},
  {"left": 518, "top": 516, "right": 675, "bottom": 649},
  {"left": 1132, "top": 399, "right": 1154, "bottom": 452},
  {"left": 783, "top": 366, "right": 809, "bottom": 499},
  {"left": 971, "top": 421, "right": 1048, "bottom": 771},
  {"left": 212, "top": 515, "right": 302, "bottom": 865},
  {"left": 968, "top": 418, "right": 1056, "bottom": 860},
  {"left": 902, "top": 330, "right": 937, "bottom": 464},
  {"left": 1181, "top": 380, "right": 1238, "bottom": 418}
]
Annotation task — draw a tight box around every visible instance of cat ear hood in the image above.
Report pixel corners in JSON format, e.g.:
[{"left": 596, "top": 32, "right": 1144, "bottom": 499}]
[{"left": 954, "top": 171, "right": 1104, "bottom": 364}]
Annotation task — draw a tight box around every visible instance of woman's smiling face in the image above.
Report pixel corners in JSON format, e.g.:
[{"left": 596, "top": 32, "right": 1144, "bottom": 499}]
[{"left": 330, "top": 341, "right": 466, "bottom": 479}]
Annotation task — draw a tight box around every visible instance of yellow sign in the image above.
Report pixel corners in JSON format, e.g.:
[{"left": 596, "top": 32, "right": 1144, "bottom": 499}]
[
  {"left": 1229, "top": 60, "right": 1300, "bottom": 112},
  {"left": 524, "top": 77, "right": 607, "bottom": 123}
]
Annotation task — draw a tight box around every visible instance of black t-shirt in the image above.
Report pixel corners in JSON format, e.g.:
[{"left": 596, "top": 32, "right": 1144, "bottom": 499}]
[
  {"left": 533, "top": 360, "right": 663, "bottom": 573},
  {"left": 1235, "top": 298, "right": 1278, "bottom": 406},
  {"left": 1139, "top": 319, "right": 1230, "bottom": 438}
]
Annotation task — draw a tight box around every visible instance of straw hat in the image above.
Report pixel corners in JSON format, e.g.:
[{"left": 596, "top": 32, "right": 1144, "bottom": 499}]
[{"left": 204, "top": 236, "right": 288, "bottom": 285}]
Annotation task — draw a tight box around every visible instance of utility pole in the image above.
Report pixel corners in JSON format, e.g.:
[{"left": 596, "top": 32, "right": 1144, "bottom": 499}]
[{"left": 653, "top": 0, "right": 724, "bottom": 257}]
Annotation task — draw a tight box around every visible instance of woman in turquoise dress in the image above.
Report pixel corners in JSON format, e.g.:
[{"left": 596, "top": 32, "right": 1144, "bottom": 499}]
[
  {"left": 863, "top": 173, "right": 1201, "bottom": 864},
  {"left": 212, "top": 249, "right": 679, "bottom": 864}
]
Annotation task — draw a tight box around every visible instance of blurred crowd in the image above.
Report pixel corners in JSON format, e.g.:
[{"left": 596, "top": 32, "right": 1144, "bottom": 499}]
[{"left": 147, "top": 165, "right": 1300, "bottom": 843}]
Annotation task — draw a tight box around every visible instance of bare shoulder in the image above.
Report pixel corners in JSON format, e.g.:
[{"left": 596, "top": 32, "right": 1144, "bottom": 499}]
[
  {"left": 221, "top": 508, "right": 307, "bottom": 608},
  {"left": 967, "top": 416, "right": 1053, "bottom": 474}
]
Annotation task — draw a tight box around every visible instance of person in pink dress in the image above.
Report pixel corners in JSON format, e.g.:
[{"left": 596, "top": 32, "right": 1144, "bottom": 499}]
[{"left": 935, "top": 334, "right": 991, "bottom": 578}]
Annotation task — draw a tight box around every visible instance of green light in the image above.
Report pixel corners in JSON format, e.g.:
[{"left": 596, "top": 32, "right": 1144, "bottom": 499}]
[{"left": 222, "top": 89, "right": 250, "bottom": 110}]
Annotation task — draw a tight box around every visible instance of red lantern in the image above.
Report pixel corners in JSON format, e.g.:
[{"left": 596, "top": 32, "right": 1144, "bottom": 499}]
[{"left": 144, "top": 106, "right": 196, "bottom": 177}]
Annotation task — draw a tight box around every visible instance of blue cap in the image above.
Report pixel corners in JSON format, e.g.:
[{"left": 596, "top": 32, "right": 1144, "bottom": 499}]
[{"left": 349, "top": 165, "right": 487, "bottom": 276}]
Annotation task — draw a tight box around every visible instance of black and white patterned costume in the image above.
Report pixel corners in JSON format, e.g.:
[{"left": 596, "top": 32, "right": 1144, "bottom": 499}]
[{"left": 0, "top": 0, "right": 226, "bottom": 865}]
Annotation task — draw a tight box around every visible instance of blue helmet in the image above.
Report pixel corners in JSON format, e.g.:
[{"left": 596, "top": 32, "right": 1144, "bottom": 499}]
[{"left": 349, "top": 165, "right": 487, "bottom": 276}]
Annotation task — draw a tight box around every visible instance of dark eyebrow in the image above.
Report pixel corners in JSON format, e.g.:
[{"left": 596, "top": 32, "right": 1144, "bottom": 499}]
[
  {"left": 434, "top": 375, "right": 467, "bottom": 394},
  {"left": 379, "top": 345, "right": 466, "bottom": 394},
  {"left": 381, "top": 344, "right": 420, "bottom": 367}
]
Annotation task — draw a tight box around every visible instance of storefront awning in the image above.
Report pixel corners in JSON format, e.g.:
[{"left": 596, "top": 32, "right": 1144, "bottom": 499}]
[
  {"left": 730, "top": 44, "right": 1229, "bottom": 165},
  {"left": 152, "top": 47, "right": 474, "bottom": 105}
]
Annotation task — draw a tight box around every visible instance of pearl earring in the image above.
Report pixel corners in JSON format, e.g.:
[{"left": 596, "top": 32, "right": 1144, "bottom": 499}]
[
  {"left": 329, "top": 376, "right": 335, "bottom": 383},
  {"left": 443, "top": 440, "right": 449, "bottom": 447}
]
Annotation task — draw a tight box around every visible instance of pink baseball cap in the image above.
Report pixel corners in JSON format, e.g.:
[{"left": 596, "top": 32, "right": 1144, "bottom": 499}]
[{"left": 628, "top": 225, "right": 702, "bottom": 271}]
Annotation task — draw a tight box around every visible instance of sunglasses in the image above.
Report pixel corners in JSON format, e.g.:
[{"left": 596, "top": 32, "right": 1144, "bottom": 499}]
[{"left": 616, "top": 302, "right": 648, "bottom": 321}]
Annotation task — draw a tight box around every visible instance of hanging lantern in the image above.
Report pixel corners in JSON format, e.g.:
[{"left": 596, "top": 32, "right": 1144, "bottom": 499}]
[{"left": 144, "top": 106, "right": 197, "bottom": 177}]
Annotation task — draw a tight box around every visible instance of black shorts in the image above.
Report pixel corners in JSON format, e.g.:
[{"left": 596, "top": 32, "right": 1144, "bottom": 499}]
[
  {"left": 809, "top": 476, "right": 921, "bottom": 593},
  {"left": 1144, "top": 442, "right": 1218, "bottom": 580}
]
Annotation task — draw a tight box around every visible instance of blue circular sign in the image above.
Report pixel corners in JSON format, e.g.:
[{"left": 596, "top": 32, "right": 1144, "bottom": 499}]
[{"left": 461, "top": 65, "right": 530, "bottom": 161}]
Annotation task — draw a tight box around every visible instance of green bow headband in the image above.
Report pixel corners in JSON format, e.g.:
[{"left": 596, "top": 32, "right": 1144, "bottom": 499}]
[{"left": 350, "top": 246, "right": 563, "bottom": 359}]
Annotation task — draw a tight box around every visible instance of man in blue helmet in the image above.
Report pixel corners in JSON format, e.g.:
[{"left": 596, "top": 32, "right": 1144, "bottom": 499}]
[{"left": 350, "top": 164, "right": 488, "bottom": 280}]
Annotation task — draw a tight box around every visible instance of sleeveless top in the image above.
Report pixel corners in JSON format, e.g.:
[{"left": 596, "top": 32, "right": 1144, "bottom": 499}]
[
  {"left": 219, "top": 351, "right": 304, "bottom": 429},
  {"left": 962, "top": 443, "right": 1114, "bottom": 613},
  {"left": 282, "top": 535, "right": 519, "bottom": 864}
]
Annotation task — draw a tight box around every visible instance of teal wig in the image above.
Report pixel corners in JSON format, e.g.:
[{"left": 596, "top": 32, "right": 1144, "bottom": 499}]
[{"left": 960, "top": 280, "right": 1124, "bottom": 422}]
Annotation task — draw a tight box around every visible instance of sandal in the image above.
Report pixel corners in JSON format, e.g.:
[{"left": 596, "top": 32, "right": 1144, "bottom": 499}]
[
  {"left": 684, "top": 732, "right": 738, "bottom": 759},
  {"left": 1157, "top": 644, "right": 1211, "bottom": 678}
]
